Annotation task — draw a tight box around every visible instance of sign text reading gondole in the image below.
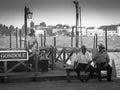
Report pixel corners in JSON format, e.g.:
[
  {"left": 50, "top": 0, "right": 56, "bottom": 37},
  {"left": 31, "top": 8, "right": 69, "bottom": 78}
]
[{"left": 0, "top": 50, "right": 28, "bottom": 61}]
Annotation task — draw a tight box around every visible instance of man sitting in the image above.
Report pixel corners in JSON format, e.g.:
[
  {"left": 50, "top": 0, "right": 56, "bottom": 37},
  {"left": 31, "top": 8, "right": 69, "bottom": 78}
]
[
  {"left": 93, "top": 44, "right": 112, "bottom": 82},
  {"left": 75, "top": 45, "right": 94, "bottom": 82}
]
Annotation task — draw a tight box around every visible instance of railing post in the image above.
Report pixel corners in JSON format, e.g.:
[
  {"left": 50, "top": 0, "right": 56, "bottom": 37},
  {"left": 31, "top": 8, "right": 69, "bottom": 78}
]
[
  {"left": 51, "top": 46, "right": 55, "bottom": 70},
  {"left": 34, "top": 52, "right": 39, "bottom": 81},
  {"left": 63, "top": 48, "right": 66, "bottom": 66},
  {"left": 4, "top": 61, "right": 8, "bottom": 82},
  {"left": 111, "top": 59, "right": 117, "bottom": 78},
  {"left": 54, "top": 36, "right": 56, "bottom": 46}
]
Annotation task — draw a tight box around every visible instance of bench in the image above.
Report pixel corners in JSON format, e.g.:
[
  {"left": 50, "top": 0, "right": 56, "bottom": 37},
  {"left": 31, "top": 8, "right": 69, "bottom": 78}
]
[
  {"left": 64, "top": 65, "right": 110, "bottom": 83},
  {"left": 64, "top": 66, "right": 75, "bottom": 83}
]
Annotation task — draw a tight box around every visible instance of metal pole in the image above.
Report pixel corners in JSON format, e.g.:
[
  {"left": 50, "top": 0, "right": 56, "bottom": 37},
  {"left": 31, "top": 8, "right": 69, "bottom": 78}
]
[
  {"left": 79, "top": 7, "right": 83, "bottom": 46},
  {"left": 74, "top": 1, "right": 79, "bottom": 48},
  {"left": 24, "top": 6, "right": 27, "bottom": 48}
]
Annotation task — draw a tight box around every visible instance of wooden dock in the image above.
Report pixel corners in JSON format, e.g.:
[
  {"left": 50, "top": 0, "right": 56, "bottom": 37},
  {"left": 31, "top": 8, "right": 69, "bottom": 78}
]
[{"left": 0, "top": 70, "right": 77, "bottom": 83}]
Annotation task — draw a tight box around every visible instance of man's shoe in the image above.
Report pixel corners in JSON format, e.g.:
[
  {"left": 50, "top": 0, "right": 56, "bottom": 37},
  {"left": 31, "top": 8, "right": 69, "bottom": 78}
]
[
  {"left": 85, "top": 78, "right": 89, "bottom": 82},
  {"left": 79, "top": 77, "right": 84, "bottom": 82},
  {"left": 98, "top": 78, "right": 102, "bottom": 82}
]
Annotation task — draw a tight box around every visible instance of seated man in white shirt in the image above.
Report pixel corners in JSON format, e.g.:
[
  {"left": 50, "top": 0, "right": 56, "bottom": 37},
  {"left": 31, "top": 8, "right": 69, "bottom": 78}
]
[{"left": 75, "top": 45, "right": 94, "bottom": 82}]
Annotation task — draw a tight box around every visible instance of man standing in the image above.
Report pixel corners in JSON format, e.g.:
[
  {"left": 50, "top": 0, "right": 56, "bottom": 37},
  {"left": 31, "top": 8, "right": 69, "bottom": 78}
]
[
  {"left": 93, "top": 44, "right": 112, "bottom": 82},
  {"left": 27, "top": 28, "right": 38, "bottom": 52},
  {"left": 26, "top": 28, "right": 38, "bottom": 70}
]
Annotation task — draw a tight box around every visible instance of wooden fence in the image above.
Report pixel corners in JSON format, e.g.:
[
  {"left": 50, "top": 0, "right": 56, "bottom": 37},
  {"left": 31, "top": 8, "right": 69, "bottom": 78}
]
[{"left": 0, "top": 46, "right": 118, "bottom": 82}]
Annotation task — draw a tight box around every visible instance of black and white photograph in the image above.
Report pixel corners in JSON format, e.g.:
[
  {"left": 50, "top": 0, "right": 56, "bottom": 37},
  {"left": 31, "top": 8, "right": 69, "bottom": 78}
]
[{"left": 0, "top": 0, "right": 120, "bottom": 90}]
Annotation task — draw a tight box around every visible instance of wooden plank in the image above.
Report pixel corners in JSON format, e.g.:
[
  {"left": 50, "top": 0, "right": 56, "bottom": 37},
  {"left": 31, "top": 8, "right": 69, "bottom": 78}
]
[
  {"left": 65, "top": 52, "right": 73, "bottom": 63},
  {"left": 55, "top": 50, "right": 63, "bottom": 62}
]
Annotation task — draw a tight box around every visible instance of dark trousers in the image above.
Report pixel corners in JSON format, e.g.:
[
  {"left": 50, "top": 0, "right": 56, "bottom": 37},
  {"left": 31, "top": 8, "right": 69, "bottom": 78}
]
[
  {"left": 96, "top": 63, "right": 112, "bottom": 81},
  {"left": 25, "top": 52, "right": 35, "bottom": 70},
  {"left": 75, "top": 63, "right": 94, "bottom": 80}
]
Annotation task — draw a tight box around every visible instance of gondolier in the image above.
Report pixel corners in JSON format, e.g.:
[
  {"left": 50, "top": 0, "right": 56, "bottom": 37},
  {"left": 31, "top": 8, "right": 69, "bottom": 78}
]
[
  {"left": 26, "top": 28, "right": 38, "bottom": 69},
  {"left": 27, "top": 28, "right": 38, "bottom": 52}
]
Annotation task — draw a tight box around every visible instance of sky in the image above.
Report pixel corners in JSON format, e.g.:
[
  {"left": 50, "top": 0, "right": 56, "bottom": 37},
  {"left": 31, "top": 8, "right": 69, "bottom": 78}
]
[{"left": 0, "top": 0, "right": 120, "bottom": 28}]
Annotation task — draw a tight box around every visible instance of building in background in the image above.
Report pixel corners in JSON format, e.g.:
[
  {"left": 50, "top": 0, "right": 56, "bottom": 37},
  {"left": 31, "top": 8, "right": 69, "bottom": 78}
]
[
  {"left": 86, "top": 27, "right": 96, "bottom": 36},
  {"left": 97, "top": 25, "right": 120, "bottom": 36},
  {"left": 29, "top": 21, "right": 120, "bottom": 37}
]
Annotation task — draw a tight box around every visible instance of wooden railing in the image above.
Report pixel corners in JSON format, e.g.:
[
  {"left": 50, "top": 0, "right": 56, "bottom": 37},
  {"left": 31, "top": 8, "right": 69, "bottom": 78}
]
[{"left": 0, "top": 46, "right": 118, "bottom": 82}]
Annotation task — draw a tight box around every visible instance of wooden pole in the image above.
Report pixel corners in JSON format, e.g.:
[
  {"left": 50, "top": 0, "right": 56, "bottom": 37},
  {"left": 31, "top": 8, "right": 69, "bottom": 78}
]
[
  {"left": 52, "top": 47, "right": 56, "bottom": 70},
  {"left": 4, "top": 61, "right": 8, "bottom": 82},
  {"left": 44, "top": 31, "right": 46, "bottom": 47},
  {"left": 74, "top": 1, "right": 79, "bottom": 48},
  {"left": 63, "top": 48, "right": 66, "bottom": 66},
  {"left": 79, "top": 7, "right": 83, "bottom": 47},
  {"left": 16, "top": 27, "right": 18, "bottom": 48},
  {"left": 105, "top": 28, "right": 108, "bottom": 51},
  {"left": 10, "top": 29, "right": 12, "bottom": 48},
  {"left": 93, "top": 35, "right": 96, "bottom": 48},
  {"left": 71, "top": 27, "right": 74, "bottom": 47},
  {"left": 95, "top": 33, "right": 98, "bottom": 48},
  {"left": 24, "top": 6, "right": 27, "bottom": 48},
  {"left": 41, "top": 34, "right": 43, "bottom": 47},
  {"left": 54, "top": 36, "right": 56, "bottom": 46},
  {"left": 19, "top": 29, "right": 22, "bottom": 48}
]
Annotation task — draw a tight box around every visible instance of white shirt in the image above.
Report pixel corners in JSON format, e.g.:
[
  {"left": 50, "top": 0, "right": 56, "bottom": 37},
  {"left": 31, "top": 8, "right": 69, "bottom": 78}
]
[
  {"left": 70, "top": 53, "right": 78, "bottom": 66},
  {"left": 27, "top": 35, "right": 38, "bottom": 52},
  {"left": 76, "top": 51, "right": 92, "bottom": 64}
]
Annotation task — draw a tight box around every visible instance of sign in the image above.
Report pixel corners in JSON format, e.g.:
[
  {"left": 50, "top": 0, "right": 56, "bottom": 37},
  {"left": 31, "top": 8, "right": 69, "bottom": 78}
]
[{"left": 0, "top": 50, "right": 28, "bottom": 61}]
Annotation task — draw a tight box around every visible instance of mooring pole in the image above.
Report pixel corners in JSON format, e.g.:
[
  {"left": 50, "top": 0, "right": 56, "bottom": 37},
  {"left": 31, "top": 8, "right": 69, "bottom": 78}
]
[
  {"left": 79, "top": 7, "right": 83, "bottom": 47},
  {"left": 24, "top": 6, "right": 27, "bottom": 48},
  {"left": 54, "top": 36, "right": 56, "bottom": 46},
  {"left": 44, "top": 31, "right": 46, "bottom": 47},
  {"left": 19, "top": 29, "right": 22, "bottom": 48},
  {"left": 93, "top": 35, "right": 96, "bottom": 48},
  {"left": 71, "top": 27, "right": 74, "bottom": 47},
  {"left": 73, "top": 1, "right": 79, "bottom": 48},
  {"left": 10, "top": 29, "right": 12, "bottom": 48},
  {"left": 41, "top": 34, "right": 43, "bottom": 47},
  {"left": 105, "top": 28, "right": 108, "bottom": 51},
  {"left": 16, "top": 27, "right": 18, "bottom": 48},
  {"left": 95, "top": 33, "right": 98, "bottom": 48}
]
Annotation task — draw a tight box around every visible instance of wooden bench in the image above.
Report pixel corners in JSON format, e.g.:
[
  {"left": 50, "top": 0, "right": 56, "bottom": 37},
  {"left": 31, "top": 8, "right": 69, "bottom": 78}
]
[
  {"left": 64, "top": 65, "right": 109, "bottom": 83},
  {"left": 64, "top": 66, "right": 75, "bottom": 83}
]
